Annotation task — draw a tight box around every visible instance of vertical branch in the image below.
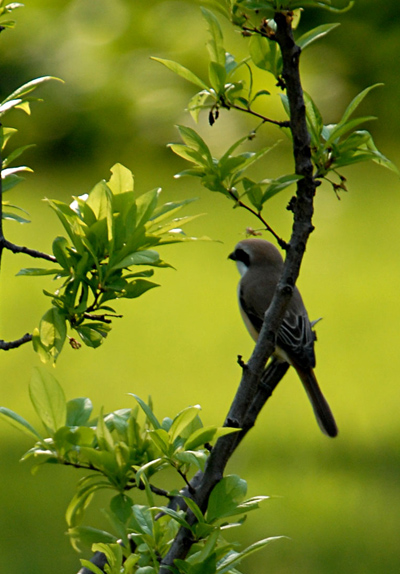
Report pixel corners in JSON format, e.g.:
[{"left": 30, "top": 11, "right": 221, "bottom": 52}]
[{"left": 158, "top": 12, "right": 318, "bottom": 573}]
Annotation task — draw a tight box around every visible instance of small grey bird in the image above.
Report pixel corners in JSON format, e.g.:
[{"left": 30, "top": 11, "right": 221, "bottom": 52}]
[{"left": 229, "top": 238, "right": 338, "bottom": 438}]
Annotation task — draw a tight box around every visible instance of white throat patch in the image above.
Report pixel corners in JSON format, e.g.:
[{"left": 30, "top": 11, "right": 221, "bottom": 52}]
[{"left": 236, "top": 260, "right": 248, "bottom": 277}]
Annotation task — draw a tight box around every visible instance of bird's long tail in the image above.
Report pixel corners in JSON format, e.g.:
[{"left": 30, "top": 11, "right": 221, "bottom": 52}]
[{"left": 295, "top": 367, "right": 338, "bottom": 438}]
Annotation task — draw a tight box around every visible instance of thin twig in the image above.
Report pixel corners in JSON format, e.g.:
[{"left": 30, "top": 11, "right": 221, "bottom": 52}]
[
  {"left": 1, "top": 239, "right": 56, "bottom": 262},
  {"left": 230, "top": 102, "right": 290, "bottom": 128},
  {"left": 0, "top": 333, "right": 32, "bottom": 350},
  {"left": 228, "top": 189, "right": 288, "bottom": 249},
  {"left": 83, "top": 312, "right": 123, "bottom": 324}
]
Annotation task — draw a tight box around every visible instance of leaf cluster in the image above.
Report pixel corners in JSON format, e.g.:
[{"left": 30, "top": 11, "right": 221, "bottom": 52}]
[
  {"left": 1, "top": 76, "right": 62, "bottom": 223},
  {"left": 0, "top": 1, "right": 24, "bottom": 29},
  {"left": 18, "top": 163, "right": 207, "bottom": 363},
  {"left": 281, "top": 85, "right": 399, "bottom": 191},
  {"left": 153, "top": 4, "right": 397, "bottom": 217},
  {"left": 0, "top": 369, "right": 278, "bottom": 573}
]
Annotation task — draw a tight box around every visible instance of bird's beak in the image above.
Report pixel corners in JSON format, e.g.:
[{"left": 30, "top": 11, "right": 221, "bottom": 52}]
[{"left": 228, "top": 251, "right": 236, "bottom": 261}]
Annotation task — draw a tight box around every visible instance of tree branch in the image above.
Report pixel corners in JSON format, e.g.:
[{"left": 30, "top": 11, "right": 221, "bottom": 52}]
[
  {"left": 158, "top": 12, "right": 317, "bottom": 572},
  {"left": 1, "top": 238, "right": 56, "bottom": 262},
  {"left": 76, "top": 11, "right": 319, "bottom": 574},
  {"left": 0, "top": 333, "right": 32, "bottom": 350}
]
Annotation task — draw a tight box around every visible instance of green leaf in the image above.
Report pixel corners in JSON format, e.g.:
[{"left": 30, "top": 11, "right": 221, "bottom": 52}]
[
  {"left": 184, "top": 426, "right": 236, "bottom": 450},
  {"left": 135, "top": 187, "right": 160, "bottom": 228},
  {"left": 188, "top": 90, "right": 210, "bottom": 123},
  {"left": 201, "top": 7, "right": 225, "bottom": 66},
  {"left": 129, "top": 394, "right": 161, "bottom": 430},
  {"left": 176, "top": 126, "right": 213, "bottom": 166},
  {"left": 2, "top": 172, "right": 25, "bottom": 192},
  {"left": 150, "top": 198, "right": 198, "bottom": 224},
  {"left": 169, "top": 405, "right": 202, "bottom": 443},
  {"left": 38, "top": 306, "right": 67, "bottom": 363},
  {"left": 0, "top": 407, "right": 43, "bottom": 440},
  {"left": 242, "top": 178, "right": 263, "bottom": 211},
  {"left": 1, "top": 76, "right": 63, "bottom": 107},
  {"left": 111, "top": 249, "right": 161, "bottom": 270},
  {"left": 78, "top": 560, "right": 105, "bottom": 574},
  {"left": 107, "top": 163, "right": 134, "bottom": 194},
  {"left": 2, "top": 144, "right": 35, "bottom": 168},
  {"left": 75, "top": 324, "right": 109, "bottom": 348},
  {"left": 52, "top": 236, "right": 71, "bottom": 270},
  {"left": 68, "top": 526, "right": 116, "bottom": 552},
  {"left": 122, "top": 279, "right": 159, "bottom": 299},
  {"left": 324, "top": 116, "right": 376, "bottom": 145},
  {"left": 303, "top": 92, "right": 324, "bottom": 146},
  {"left": 2, "top": 212, "right": 29, "bottom": 225},
  {"left": 209, "top": 61, "right": 227, "bottom": 94},
  {"left": 17, "top": 267, "right": 63, "bottom": 277},
  {"left": 216, "top": 537, "right": 285, "bottom": 573},
  {"left": 297, "top": 23, "right": 340, "bottom": 51},
  {"left": 66, "top": 397, "right": 93, "bottom": 426},
  {"left": 110, "top": 493, "right": 133, "bottom": 524},
  {"left": 148, "top": 428, "right": 170, "bottom": 454},
  {"left": 151, "top": 58, "right": 209, "bottom": 90},
  {"left": 29, "top": 367, "right": 67, "bottom": 435},
  {"left": 261, "top": 173, "right": 302, "bottom": 203},
  {"left": 206, "top": 475, "right": 247, "bottom": 523},
  {"left": 249, "top": 35, "right": 281, "bottom": 78},
  {"left": 66, "top": 477, "right": 112, "bottom": 527},
  {"left": 168, "top": 144, "right": 209, "bottom": 168},
  {"left": 86, "top": 180, "right": 114, "bottom": 243},
  {"left": 152, "top": 506, "right": 192, "bottom": 531},
  {"left": 174, "top": 450, "right": 207, "bottom": 472},
  {"left": 340, "top": 83, "right": 383, "bottom": 125}
]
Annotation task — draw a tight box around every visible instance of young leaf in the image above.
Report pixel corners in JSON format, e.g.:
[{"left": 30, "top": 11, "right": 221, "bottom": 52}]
[
  {"left": 123, "top": 279, "right": 159, "bottom": 299},
  {"left": 169, "top": 405, "right": 202, "bottom": 443},
  {"left": 107, "top": 163, "right": 134, "bottom": 194},
  {"left": 66, "top": 397, "right": 93, "bottom": 426},
  {"left": 151, "top": 58, "right": 209, "bottom": 90},
  {"left": 38, "top": 306, "right": 67, "bottom": 363},
  {"left": 201, "top": 7, "right": 225, "bottom": 66},
  {"left": 0, "top": 407, "right": 43, "bottom": 440},
  {"left": 297, "top": 23, "right": 340, "bottom": 51},
  {"left": 206, "top": 475, "right": 247, "bottom": 523},
  {"left": 69, "top": 525, "right": 116, "bottom": 553},
  {"left": 340, "top": 83, "right": 383, "bottom": 125},
  {"left": 129, "top": 394, "right": 161, "bottom": 430},
  {"left": 184, "top": 426, "right": 240, "bottom": 451},
  {"left": 216, "top": 537, "right": 285, "bottom": 573},
  {"left": 208, "top": 61, "right": 227, "bottom": 94},
  {"left": 29, "top": 367, "right": 67, "bottom": 435}
]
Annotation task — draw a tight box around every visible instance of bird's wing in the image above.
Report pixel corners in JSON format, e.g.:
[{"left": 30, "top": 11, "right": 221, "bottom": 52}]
[
  {"left": 239, "top": 283, "right": 316, "bottom": 369},
  {"left": 277, "top": 309, "right": 316, "bottom": 369}
]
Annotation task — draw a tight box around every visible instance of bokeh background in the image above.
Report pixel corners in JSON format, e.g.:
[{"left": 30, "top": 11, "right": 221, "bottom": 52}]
[{"left": 1, "top": 1, "right": 399, "bottom": 573}]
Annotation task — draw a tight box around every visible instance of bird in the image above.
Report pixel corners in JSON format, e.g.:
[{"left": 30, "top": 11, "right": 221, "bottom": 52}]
[{"left": 228, "top": 238, "right": 338, "bottom": 438}]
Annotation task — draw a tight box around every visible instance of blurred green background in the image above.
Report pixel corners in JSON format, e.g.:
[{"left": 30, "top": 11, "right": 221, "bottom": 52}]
[{"left": 1, "top": 1, "right": 400, "bottom": 573}]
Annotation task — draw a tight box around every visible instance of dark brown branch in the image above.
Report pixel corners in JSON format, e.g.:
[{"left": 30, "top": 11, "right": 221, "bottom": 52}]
[
  {"left": 1, "top": 238, "right": 56, "bottom": 262},
  {"left": 158, "top": 12, "right": 317, "bottom": 572},
  {"left": 83, "top": 312, "right": 123, "bottom": 324},
  {"left": 0, "top": 332, "right": 32, "bottom": 350}
]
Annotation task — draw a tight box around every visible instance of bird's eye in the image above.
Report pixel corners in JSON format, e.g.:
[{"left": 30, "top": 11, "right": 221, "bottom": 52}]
[{"left": 235, "top": 248, "right": 250, "bottom": 267}]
